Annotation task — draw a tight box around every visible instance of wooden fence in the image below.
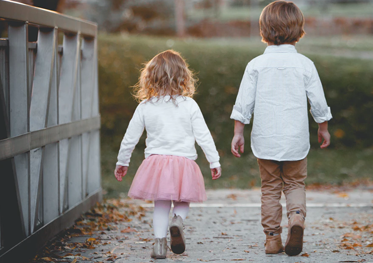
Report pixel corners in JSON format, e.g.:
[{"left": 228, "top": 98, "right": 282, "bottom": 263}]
[{"left": 0, "top": 1, "right": 101, "bottom": 261}]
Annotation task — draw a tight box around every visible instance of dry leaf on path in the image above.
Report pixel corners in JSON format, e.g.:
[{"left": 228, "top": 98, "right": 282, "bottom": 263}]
[
  {"left": 121, "top": 227, "right": 137, "bottom": 233},
  {"left": 301, "top": 253, "right": 309, "bottom": 257},
  {"left": 227, "top": 194, "right": 237, "bottom": 200},
  {"left": 337, "top": 192, "right": 349, "bottom": 198},
  {"left": 40, "top": 258, "right": 53, "bottom": 262}
]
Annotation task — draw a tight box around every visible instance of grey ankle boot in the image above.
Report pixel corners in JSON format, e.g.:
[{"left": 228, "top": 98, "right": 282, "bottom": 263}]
[
  {"left": 151, "top": 237, "right": 167, "bottom": 259},
  {"left": 169, "top": 214, "right": 186, "bottom": 254}
]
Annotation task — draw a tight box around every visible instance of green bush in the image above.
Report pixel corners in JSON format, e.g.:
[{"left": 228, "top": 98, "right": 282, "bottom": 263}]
[{"left": 98, "top": 34, "right": 373, "bottom": 154}]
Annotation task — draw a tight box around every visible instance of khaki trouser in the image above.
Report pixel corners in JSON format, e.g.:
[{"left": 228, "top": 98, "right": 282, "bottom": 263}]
[{"left": 257, "top": 158, "right": 307, "bottom": 235}]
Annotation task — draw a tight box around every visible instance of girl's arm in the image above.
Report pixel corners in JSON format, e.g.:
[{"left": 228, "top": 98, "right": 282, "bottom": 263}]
[
  {"left": 116, "top": 104, "right": 145, "bottom": 167},
  {"left": 191, "top": 102, "right": 220, "bottom": 169}
]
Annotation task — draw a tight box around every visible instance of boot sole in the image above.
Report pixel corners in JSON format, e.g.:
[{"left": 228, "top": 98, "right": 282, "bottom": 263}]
[
  {"left": 170, "top": 226, "right": 185, "bottom": 254},
  {"left": 151, "top": 255, "right": 166, "bottom": 259},
  {"left": 285, "top": 225, "right": 303, "bottom": 256}
]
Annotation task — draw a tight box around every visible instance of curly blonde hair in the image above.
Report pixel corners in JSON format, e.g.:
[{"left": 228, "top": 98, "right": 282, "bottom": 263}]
[{"left": 133, "top": 50, "right": 197, "bottom": 102}]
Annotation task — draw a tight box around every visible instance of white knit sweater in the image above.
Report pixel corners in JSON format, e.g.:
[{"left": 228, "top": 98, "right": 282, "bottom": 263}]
[{"left": 117, "top": 96, "right": 220, "bottom": 169}]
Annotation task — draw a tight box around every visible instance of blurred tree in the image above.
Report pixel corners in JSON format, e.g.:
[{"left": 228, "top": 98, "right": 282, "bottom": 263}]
[
  {"left": 175, "top": 0, "right": 185, "bottom": 37},
  {"left": 85, "top": 0, "right": 175, "bottom": 35}
]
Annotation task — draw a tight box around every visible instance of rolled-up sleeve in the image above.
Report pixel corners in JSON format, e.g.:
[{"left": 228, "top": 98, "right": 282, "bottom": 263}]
[
  {"left": 116, "top": 104, "right": 145, "bottom": 167},
  {"left": 230, "top": 62, "right": 257, "bottom": 124},
  {"left": 306, "top": 63, "right": 333, "bottom": 123}
]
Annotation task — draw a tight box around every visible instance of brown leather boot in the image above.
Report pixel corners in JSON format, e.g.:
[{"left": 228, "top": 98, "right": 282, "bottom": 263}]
[
  {"left": 265, "top": 233, "right": 284, "bottom": 254},
  {"left": 285, "top": 211, "right": 305, "bottom": 256}
]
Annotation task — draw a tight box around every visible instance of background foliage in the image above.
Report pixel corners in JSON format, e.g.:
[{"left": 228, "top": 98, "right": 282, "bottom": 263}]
[{"left": 98, "top": 34, "right": 373, "bottom": 197}]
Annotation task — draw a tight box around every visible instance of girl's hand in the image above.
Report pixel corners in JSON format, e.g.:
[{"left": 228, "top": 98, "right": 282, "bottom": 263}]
[
  {"left": 211, "top": 166, "right": 222, "bottom": 180},
  {"left": 114, "top": 165, "right": 128, "bottom": 182}
]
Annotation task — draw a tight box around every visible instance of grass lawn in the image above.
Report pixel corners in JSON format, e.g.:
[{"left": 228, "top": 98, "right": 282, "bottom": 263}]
[
  {"left": 102, "top": 143, "right": 373, "bottom": 199},
  {"left": 98, "top": 34, "right": 373, "bottom": 198}
]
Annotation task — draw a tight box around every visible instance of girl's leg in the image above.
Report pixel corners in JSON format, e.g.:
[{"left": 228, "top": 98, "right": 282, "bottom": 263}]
[
  {"left": 172, "top": 201, "right": 190, "bottom": 220},
  {"left": 153, "top": 200, "right": 172, "bottom": 238}
]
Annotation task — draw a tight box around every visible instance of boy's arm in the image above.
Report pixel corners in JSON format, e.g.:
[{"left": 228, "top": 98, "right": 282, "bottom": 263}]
[
  {"left": 230, "top": 63, "right": 257, "bottom": 125},
  {"left": 231, "top": 120, "right": 245, "bottom": 157},
  {"left": 306, "top": 63, "right": 332, "bottom": 124},
  {"left": 116, "top": 105, "right": 145, "bottom": 167},
  {"left": 318, "top": 121, "right": 330, "bottom": 148},
  {"left": 230, "top": 63, "right": 256, "bottom": 157},
  {"left": 306, "top": 63, "right": 332, "bottom": 149}
]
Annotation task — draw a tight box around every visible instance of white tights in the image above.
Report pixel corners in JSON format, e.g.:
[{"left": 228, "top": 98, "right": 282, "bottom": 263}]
[{"left": 153, "top": 200, "right": 190, "bottom": 238}]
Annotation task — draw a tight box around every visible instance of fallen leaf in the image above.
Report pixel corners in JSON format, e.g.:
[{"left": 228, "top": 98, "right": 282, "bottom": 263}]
[
  {"left": 301, "top": 253, "right": 309, "bottom": 257},
  {"left": 120, "top": 227, "right": 137, "bottom": 233},
  {"left": 87, "top": 238, "right": 96, "bottom": 242},
  {"left": 366, "top": 243, "right": 373, "bottom": 247},
  {"left": 40, "top": 258, "right": 53, "bottom": 262},
  {"left": 337, "top": 192, "right": 349, "bottom": 198},
  {"left": 341, "top": 242, "right": 354, "bottom": 249}
]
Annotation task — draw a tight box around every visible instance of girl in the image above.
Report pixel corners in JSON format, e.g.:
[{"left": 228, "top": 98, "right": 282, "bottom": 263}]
[{"left": 114, "top": 50, "right": 221, "bottom": 259}]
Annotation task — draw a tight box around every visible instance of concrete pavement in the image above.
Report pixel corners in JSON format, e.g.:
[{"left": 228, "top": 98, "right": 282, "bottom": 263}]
[{"left": 31, "top": 187, "right": 373, "bottom": 263}]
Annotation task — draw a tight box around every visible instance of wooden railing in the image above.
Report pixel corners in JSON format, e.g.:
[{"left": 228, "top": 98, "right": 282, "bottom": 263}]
[{"left": 0, "top": 1, "right": 101, "bottom": 261}]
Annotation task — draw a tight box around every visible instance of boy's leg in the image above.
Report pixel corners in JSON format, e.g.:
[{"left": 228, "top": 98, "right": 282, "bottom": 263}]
[
  {"left": 281, "top": 158, "right": 307, "bottom": 218},
  {"left": 257, "top": 159, "right": 283, "bottom": 235},
  {"left": 282, "top": 158, "right": 307, "bottom": 256}
]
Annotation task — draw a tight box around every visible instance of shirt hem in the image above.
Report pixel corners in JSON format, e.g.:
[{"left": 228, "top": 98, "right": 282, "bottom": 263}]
[{"left": 251, "top": 145, "right": 310, "bottom": 162}]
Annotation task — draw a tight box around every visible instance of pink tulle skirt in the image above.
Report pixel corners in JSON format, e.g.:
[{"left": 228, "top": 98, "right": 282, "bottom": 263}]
[{"left": 128, "top": 155, "right": 207, "bottom": 202}]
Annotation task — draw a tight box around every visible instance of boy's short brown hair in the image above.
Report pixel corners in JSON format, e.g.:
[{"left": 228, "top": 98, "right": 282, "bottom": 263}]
[{"left": 259, "top": 1, "right": 305, "bottom": 45}]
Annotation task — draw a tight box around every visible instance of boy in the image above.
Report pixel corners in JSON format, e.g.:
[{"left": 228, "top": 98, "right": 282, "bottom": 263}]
[{"left": 230, "top": 1, "right": 332, "bottom": 256}]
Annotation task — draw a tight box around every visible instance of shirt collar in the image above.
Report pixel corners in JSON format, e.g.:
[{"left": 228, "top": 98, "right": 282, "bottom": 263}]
[
  {"left": 264, "top": 44, "right": 297, "bottom": 54},
  {"left": 150, "top": 95, "right": 184, "bottom": 102}
]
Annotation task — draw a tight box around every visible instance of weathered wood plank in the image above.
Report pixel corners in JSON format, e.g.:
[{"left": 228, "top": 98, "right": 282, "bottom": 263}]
[
  {"left": 29, "top": 28, "right": 57, "bottom": 233},
  {"left": 8, "top": 22, "right": 30, "bottom": 236}
]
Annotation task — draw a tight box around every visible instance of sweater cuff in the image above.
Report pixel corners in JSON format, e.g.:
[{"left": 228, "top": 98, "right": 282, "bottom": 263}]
[
  {"left": 311, "top": 107, "right": 332, "bottom": 123},
  {"left": 116, "top": 161, "right": 129, "bottom": 167},
  {"left": 209, "top": 161, "right": 221, "bottom": 169},
  {"left": 230, "top": 106, "right": 251, "bottom": 124}
]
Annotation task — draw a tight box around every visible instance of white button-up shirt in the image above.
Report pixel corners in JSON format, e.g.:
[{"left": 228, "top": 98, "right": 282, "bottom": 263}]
[
  {"left": 230, "top": 44, "right": 332, "bottom": 161},
  {"left": 117, "top": 96, "right": 220, "bottom": 168}
]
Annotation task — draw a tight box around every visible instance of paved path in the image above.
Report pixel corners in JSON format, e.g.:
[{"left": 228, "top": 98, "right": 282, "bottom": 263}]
[{"left": 32, "top": 188, "right": 373, "bottom": 263}]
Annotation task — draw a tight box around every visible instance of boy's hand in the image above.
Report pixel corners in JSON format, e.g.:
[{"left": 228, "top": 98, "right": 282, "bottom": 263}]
[
  {"left": 318, "top": 121, "right": 330, "bottom": 149},
  {"left": 211, "top": 167, "right": 222, "bottom": 180},
  {"left": 114, "top": 165, "right": 128, "bottom": 182},
  {"left": 231, "top": 134, "right": 245, "bottom": 157}
]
